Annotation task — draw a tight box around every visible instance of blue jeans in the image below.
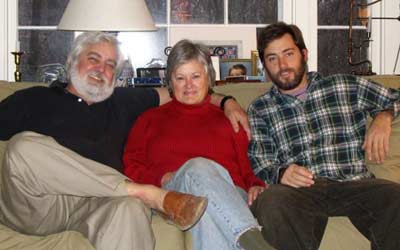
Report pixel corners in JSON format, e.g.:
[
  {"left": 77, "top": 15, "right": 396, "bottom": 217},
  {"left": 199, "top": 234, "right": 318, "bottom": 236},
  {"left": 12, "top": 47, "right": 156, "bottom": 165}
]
[{"left": 163, "top": 157, "right": 260, "bottom": 250}]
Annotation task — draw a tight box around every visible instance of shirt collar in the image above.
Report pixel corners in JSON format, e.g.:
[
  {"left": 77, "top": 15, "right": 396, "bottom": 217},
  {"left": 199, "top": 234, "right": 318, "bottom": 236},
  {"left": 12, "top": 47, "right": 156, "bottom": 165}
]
[
  {"left": 50, "top": 80, "right": 86, "bottom": 103},
  {"left": 269, "top": 71, "right": 323, "bottom": 103}
]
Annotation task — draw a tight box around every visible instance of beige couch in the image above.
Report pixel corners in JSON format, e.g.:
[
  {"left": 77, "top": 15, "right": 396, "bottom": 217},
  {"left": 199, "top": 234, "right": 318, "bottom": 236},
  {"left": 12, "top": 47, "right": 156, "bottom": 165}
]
[{"left": 0, "top": 75, "right": 399, "bottom": 250}]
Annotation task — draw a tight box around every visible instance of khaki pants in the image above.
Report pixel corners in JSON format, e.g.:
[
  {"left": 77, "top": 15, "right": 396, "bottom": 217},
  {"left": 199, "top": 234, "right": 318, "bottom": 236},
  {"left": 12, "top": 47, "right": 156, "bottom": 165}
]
[{"left": 0, "top": 132, "right": 155, "bottom": 250}]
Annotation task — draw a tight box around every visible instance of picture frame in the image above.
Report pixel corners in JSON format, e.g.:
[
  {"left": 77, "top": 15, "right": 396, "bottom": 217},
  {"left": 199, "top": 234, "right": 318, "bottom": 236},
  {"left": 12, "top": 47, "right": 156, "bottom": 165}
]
[
  {"left": 251, "top": 50, "right": 260, "bottom": 76},
  {"left": 251, "top": 50, "right": 268, "bottom": 82},
  {"left": 195, "top": 40, "right": 243, "bottom": 59},
  {"left": 208, "top": 45, "right": 239, "bottom": 59},
  {"left": 136, "top": 67, "right": 166, "bottom": 78},
  {"left": 219, "top": 58, "right": 252, "bottom": 80},
  {"left": 134, "top": 67, "right": 167, "bottom": 87},
  {"left": 211, "top": 56, "right": 221, "bottom": 80}
]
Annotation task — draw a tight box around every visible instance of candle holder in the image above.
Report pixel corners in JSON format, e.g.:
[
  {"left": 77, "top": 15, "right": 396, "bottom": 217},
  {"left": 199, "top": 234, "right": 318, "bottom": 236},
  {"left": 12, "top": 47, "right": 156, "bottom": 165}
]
[{"left": 11, "top": 51, "right": 24, "bottom": 82}]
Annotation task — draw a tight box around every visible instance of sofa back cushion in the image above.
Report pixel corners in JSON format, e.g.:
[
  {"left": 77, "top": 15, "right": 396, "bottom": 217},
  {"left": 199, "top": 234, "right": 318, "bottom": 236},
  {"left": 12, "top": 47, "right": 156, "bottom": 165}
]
[{"left": 213, "top": 82, "right": 272, "bottom": 110}]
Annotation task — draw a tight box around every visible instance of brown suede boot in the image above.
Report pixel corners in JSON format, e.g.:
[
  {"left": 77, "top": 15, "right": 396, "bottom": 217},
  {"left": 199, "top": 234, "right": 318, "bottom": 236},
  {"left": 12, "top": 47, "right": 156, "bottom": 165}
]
[{"left": 160, "top": 191, "right": 208, "bottom": 231}]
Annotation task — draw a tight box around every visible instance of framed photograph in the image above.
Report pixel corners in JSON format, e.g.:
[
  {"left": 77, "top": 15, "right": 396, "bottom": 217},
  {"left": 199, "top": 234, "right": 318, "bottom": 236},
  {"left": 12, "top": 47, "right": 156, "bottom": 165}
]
[
  {"left": 208, "top": 45, "right": 239, "bottom": 59},
  {"left": 136, "top": 67, "right": 166, "bottom": 78},
  {"left": 251, "top": 50, "right": 260, "bottom": 76},
  {"left": 134, "top": 67, "right": 167, "bottom": 87},
  {"left": 251, "top": 50, "right": 268, "bottom": 82},
  {"left": 219, "top": 58, "right": 252, "bottom": 80},
  {"left": 211, "top": 56, "right": 221, "bottom": 80}
]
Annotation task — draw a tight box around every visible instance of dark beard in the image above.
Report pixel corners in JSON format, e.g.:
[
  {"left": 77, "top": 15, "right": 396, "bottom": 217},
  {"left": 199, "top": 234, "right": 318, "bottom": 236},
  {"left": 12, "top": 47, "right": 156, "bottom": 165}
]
[{"left": 266, "top": 59, "right": 307, "bottom": 91}]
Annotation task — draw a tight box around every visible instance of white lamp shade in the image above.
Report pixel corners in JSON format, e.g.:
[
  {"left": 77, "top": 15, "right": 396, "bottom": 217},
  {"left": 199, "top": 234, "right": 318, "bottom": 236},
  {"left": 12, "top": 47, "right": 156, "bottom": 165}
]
[{"left": 58, "top": 0, "right": 157, "bottom": 31}]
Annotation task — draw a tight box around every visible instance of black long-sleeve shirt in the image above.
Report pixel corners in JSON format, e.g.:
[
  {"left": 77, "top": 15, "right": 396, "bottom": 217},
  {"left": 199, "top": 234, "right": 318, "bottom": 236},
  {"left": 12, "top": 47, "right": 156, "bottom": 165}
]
[{"left": 0, "top": 82, "right": 159, "bottom": 172}]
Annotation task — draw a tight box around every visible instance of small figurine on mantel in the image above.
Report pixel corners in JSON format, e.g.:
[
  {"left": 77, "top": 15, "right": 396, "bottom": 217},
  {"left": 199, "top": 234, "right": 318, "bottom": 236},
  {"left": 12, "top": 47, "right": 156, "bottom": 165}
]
[{"left": 144, "top": 58, "right": 166, "bottom": 68}]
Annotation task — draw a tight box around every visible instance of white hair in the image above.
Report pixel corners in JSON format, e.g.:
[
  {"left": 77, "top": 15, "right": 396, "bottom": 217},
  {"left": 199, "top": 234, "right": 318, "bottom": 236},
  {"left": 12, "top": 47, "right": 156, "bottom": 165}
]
[{"left": 65, "top": 32, "right": 124, "bottom": 82}]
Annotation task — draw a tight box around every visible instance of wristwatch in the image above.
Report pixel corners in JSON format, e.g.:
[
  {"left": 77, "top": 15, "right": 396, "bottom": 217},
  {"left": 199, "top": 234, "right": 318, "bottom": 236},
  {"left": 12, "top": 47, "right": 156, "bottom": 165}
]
[{"left": 220, "top": 95, "right": 235, "bottom": 110}]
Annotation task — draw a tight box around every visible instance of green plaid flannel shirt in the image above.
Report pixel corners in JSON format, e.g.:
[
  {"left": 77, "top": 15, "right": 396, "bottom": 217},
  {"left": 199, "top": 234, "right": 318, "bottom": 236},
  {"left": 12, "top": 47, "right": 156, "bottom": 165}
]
[{"left": 248, "top": 72, "right": 400, "bottom": 184}]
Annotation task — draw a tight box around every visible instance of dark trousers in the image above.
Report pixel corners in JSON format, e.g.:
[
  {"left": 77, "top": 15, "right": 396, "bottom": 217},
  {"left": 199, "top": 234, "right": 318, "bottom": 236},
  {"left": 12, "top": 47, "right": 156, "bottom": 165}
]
[{"left": 250, "top": 178, "right": 400, "bottom": 250}]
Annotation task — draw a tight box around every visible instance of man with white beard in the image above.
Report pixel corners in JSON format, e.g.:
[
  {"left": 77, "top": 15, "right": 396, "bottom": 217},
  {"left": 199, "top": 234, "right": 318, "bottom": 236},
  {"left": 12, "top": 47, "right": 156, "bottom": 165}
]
[{"left": 0, "top": 32, "right": 248, "bottom": 250}]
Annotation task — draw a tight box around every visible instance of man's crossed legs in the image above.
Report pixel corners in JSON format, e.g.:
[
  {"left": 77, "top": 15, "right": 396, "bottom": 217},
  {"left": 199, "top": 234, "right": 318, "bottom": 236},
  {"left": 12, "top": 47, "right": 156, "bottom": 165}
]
[{"left": 0, "top": 132, "right": 206, "bottom": 250}]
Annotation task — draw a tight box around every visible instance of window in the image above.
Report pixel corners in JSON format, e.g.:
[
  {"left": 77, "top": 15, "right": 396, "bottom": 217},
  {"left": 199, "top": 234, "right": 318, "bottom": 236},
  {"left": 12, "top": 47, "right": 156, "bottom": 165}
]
[
  {"left": 5, "top": 0, "right": 398, "bottom": 81},
  {"left": 318, "top": 0, "right": 369, "bottom": 75},
  {"left": 18, "top": 0, "right": 72, "bottom": 82},
  {"left": 17, "top": 0, "right": 278, "bottom": 82}
]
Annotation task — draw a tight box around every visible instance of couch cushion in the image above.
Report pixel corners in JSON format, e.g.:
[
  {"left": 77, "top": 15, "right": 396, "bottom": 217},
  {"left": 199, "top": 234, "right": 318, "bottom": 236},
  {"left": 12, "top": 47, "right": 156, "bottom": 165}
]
[
  {"left": 320, "top": 217, "right": 369, "bottom": 250},
  {"left": 152, "top": 215, "right": 186, "bottom": 250},
  {"left": 0, "top": 82, "right": 47, "bottom": 101},
  {"left": 213, "top": 82, "right": 271, "bottom": 110},
  {"left": 0, "top": 224, "right": 95, "bottom": 250},
  {"left": 365, "top": 75, "right": 400, "bottom": 89}
]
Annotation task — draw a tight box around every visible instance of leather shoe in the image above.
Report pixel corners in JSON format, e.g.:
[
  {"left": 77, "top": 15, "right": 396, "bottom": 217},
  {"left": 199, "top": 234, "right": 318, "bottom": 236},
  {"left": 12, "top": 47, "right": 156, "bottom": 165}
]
[{"left": 160, "top": 191, "right": 208, "bottom": 231}]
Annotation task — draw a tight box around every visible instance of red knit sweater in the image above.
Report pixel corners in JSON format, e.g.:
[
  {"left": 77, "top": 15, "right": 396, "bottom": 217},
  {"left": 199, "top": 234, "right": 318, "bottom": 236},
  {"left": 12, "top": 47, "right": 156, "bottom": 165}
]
[{"left": 123, "top": 95, "right": 265, "bottom": 191}]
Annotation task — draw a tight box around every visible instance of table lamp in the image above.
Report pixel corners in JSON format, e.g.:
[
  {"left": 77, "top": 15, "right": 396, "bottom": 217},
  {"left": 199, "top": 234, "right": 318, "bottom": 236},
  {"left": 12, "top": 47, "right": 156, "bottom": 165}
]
[
  {"left": 57, "top": 0, "right": 157, "bottom": 85},
  {"left": 58, "top": 0, "right": 156, "bottom": 31}
]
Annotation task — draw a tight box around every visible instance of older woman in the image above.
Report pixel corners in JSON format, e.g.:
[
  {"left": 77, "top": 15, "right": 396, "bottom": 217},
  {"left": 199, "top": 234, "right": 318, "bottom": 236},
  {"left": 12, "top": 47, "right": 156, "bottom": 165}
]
[{"left": 123, "top": 40, "right": 276, "bottom": 250}]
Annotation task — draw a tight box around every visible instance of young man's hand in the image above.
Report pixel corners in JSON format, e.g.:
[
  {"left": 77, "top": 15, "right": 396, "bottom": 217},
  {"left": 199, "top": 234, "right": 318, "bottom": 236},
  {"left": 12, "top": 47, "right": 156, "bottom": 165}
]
[
  {"left": 280, "top": 164, "right": 314, "bottom": 188},
  {"left": 363, "top": 111, "right": 393, "bottom": 164}
]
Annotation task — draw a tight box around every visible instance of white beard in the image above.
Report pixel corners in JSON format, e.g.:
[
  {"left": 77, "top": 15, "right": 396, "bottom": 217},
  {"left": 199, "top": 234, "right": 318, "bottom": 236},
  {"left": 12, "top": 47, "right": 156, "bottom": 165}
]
[{"left": 70, "top": 66, "right": 115, "bottom": 103}]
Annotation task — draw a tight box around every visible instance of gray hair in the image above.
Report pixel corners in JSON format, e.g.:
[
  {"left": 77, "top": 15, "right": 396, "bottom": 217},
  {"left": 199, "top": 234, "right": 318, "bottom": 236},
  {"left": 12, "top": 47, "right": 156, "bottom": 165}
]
[
  {"left": 166, "top": 39, "right": 215, "bottom": 91},
  {"left": 65, "top": 32, "right": 125, "bottom": 81}
]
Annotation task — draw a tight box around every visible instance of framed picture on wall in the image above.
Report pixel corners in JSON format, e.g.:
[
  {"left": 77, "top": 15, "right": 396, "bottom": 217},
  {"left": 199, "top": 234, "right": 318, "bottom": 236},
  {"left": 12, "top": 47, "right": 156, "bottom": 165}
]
[
  {"left": 208, "top": 45, "right": 239, "bottom": 59},
  {"left": 195, "top": 40, "right": 243, "bottom": 59},
  {"left": 219, "top": 58, "right": 252, "bottom": 80}
]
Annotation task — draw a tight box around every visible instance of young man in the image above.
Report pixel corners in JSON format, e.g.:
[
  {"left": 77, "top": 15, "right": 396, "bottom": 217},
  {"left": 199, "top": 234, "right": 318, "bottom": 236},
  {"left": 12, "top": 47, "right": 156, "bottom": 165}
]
[
  {"left": 0, "top": 32, "right": 248, "bottom": 250},
  {"left": 248, "top": 22, "right": 400, "bottom": 250}
]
